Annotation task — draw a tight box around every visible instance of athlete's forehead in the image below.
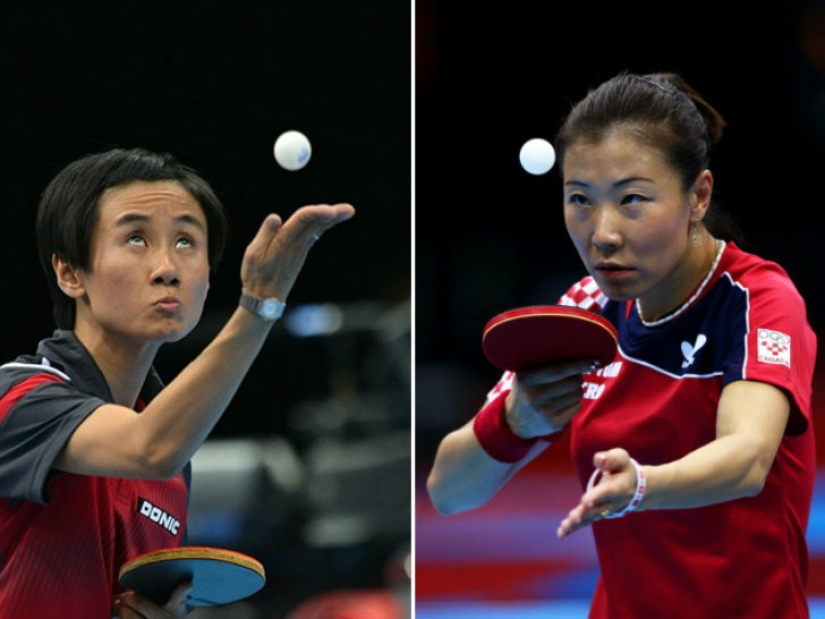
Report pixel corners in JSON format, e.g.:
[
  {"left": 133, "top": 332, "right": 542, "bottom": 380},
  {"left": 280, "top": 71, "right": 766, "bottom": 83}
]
[{"left": 96, "top": 181, "right": 207, "bottom": 225}]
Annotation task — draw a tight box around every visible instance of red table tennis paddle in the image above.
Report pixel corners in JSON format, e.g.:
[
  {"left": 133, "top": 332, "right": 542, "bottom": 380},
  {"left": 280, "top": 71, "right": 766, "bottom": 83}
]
[
  {"left": 482, "top": 305, "right": 618, "bottom": 371},
  {"left": 119, "top": 546, "right": 266, "bottom": 607}
]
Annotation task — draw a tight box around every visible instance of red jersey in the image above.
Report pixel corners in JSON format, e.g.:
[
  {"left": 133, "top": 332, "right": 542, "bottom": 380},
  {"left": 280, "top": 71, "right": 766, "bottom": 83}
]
[
  {"left": 491, "top": 242, "right": 818, "bottom": 618},
  {"left": 0, "top": 331, "right": 190, "bottom": 619}
]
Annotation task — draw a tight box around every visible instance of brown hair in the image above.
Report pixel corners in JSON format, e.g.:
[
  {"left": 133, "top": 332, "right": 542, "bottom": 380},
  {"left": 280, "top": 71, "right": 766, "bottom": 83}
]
[{"left": 555, "top": 71, "right": 741, "bottom": 242}]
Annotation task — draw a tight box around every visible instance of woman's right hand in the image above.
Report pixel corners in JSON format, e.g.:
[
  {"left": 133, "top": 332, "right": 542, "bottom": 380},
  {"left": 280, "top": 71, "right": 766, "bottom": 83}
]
[
  {"left": 112, "top": 581, "right": 193, "bottom": 619},
  {"left": 505, "top": 359, "right": 594, "bottom": 439}
]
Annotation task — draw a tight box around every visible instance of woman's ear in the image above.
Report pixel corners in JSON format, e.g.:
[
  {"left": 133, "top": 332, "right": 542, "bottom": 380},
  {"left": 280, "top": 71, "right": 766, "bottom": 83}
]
[
  {"left": 52, "top": 254, "right": 86, "bottom": 300},
  {"left": 690, "top": 169, "right": 714, "bottom": 221}
]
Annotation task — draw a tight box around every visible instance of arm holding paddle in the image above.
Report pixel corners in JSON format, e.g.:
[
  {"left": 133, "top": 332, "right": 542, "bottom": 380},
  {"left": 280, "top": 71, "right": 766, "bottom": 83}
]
[
  {"left": 427, "top": 359, "right": 594, "bottom": 515},
  {"left": 427, "top": 305, "right": 617, "bottom": 515}
]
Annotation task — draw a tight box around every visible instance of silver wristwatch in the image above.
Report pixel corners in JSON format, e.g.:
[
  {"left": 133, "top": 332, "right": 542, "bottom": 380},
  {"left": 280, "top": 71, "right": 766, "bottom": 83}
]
[{"left": 239, "top": 292, "right": 285, "bottom": 321}]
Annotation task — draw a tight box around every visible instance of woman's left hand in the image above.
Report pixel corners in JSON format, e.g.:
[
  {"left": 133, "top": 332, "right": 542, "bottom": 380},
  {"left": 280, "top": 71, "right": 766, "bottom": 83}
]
[
  {"left": 240, "top": 203, "right": 356, "bottom": 304},
  {"left": 557, "top": 448, "right": 639, "bottom": 539}
]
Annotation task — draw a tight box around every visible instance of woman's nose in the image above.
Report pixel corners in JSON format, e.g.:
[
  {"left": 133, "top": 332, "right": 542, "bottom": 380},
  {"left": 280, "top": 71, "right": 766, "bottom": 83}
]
[
  {"left": 151, "top": 251, "right": 180, "bottom": 285},
  {"left": 591, "top": 206, "right": 622, "bottom": 251}
]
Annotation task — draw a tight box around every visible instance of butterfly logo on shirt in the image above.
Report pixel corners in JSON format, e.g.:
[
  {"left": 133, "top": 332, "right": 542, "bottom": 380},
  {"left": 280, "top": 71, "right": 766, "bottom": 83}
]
[{"left": 681, "top": 334, "right": 707, "bottom": 369}]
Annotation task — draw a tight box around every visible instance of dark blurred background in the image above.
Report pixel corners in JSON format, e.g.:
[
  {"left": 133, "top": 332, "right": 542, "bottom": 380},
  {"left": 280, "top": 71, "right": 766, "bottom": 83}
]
[
  {"left": 415, "top": 0, "right": 825, "bottom": 613},
  {"left": 1, "top": 3, "right": 411, "bottom": 618},
  {"left": 416, "top": 0, "right": 825, "bottom": 469}
]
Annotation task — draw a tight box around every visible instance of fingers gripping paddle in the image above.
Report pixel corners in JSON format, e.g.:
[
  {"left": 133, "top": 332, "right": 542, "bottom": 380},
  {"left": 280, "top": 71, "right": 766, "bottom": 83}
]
[
  {"left": 119, "top": 546, "right": 266, "bottom": 607},
  {"left": 482, "top": 305, "right": 618, "bottom": 371}
]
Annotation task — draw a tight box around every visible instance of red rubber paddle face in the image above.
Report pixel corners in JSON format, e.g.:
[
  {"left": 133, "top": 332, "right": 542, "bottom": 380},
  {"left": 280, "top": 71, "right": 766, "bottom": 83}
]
[{"left": 482, "top": 305, "right": 618, "bottom": 371}]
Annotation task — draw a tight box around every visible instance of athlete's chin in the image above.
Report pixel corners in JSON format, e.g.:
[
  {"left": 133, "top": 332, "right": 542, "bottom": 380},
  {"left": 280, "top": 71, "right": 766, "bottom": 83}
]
[
  {"left": 160, "top": 330, "right": 188, "bottom": 343},
  {"left": 592, "top": 277, "right": 639, "bottom": 302},
  {"left": 148, "top": 319, "right": 197, "bottom": 343}
]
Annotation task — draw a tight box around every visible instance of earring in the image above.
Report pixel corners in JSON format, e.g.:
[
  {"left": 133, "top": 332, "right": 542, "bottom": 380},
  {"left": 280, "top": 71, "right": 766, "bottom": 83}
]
[{"left": 691, "top": 220, "right": 701, "bottom": 246}]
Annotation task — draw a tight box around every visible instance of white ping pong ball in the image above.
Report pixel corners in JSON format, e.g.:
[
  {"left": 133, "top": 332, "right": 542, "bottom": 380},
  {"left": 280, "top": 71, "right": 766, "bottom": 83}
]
[
  {"left": 519, "top": 137, "right": 556, "bottom": 175},
  {"left": 274, "top": 130, "right": 312, "bottom": 171}
]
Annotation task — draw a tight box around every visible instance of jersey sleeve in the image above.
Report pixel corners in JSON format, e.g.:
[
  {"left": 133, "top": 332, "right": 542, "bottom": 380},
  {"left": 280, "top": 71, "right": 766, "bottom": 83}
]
[
  {"left": 557, "top": 275, "right": 609, "bottom": 312},
  {"left": 0, "top": 370, "right": 106, "bottom": 503},
  {"left": 485, "top": 370, "right": 515, "bottom": 402},
  {"left": 733, "top": 263, "right": 818, "bottom": 434}
]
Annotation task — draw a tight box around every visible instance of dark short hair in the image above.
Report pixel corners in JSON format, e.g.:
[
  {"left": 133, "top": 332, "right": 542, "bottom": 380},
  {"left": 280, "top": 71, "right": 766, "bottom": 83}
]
[{"left": 36, "top": 147, "right": 230, "bottom": 329}]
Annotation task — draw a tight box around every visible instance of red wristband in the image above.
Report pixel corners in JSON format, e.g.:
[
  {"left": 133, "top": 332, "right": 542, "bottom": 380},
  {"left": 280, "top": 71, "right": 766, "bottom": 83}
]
[{"left": 473, "top": 390, "right": 537, "bottom": 463}]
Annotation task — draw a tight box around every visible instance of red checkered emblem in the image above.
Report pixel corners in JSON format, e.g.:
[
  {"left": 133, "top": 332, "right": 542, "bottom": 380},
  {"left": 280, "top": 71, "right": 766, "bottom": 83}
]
[{"left": 757, "top": 328, "right": 791, "bottom": 368}]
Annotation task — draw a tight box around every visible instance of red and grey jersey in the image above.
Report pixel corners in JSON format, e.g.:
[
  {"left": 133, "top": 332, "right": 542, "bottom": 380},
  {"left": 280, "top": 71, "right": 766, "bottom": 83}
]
[
  {"left": 0, "top": 330, "right": 190, "bottom": 619},
  {"left": 488, "top": 242, "right": 818, "bottom": 618}
]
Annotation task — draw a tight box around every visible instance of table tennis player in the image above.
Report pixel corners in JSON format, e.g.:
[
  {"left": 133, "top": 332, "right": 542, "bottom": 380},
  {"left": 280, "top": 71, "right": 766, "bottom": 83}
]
[
  {"left": 426, "top": 71, "right": 818, "bottom": 618},
  {"left": 0, "top": 147, "right": 354, "bottom": 618}
]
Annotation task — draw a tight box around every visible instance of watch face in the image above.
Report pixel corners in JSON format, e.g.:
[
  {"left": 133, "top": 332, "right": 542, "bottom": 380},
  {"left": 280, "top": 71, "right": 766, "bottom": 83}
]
[{"left": 261, "top": 299, "right": 279, "bottom": 320}]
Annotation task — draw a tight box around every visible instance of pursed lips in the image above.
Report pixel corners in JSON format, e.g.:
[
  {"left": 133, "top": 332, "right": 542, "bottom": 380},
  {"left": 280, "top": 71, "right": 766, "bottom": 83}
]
[{"left": 154, "top": 296, "right": 182, "bottom": 312}]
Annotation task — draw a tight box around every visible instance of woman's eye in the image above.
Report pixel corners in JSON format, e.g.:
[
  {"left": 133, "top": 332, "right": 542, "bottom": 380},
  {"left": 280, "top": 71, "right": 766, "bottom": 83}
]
[
  {"left": 176, "top": 237, "right": 194, "bottom": 248},
  {"left": 567, "top": 193, "right": 589, "bottom": 206},
  {"left": 621, "top": 193, "right": 646, "bottom": 205},
  {"left": 127, "top": 234, "right": 146, "bottom": 246}
]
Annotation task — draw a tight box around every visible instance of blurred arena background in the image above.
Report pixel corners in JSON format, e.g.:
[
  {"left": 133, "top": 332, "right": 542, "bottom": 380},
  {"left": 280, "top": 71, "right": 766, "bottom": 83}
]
[
  {"left": 1, "top": 3, "right": 411, "bottom": 618},
  {"left": 415, "top": 1, "right": 825, "bottom": 617}
]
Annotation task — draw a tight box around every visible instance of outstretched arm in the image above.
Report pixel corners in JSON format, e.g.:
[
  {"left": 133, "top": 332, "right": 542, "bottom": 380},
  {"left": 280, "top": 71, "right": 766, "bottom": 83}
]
[
  {"left": 557, "top": 379, "right": 790, "bottom": 538},
  {"left": 56, "top": 204, "right": 355, "bottom": 479}
]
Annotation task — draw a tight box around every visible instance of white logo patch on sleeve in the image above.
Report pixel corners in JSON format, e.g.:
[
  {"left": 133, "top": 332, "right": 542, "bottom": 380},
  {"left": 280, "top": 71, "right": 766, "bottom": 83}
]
[{"left": 757, "top": 329, "right": 791, "bottom": 368}]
